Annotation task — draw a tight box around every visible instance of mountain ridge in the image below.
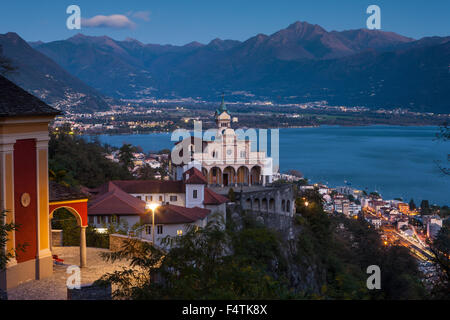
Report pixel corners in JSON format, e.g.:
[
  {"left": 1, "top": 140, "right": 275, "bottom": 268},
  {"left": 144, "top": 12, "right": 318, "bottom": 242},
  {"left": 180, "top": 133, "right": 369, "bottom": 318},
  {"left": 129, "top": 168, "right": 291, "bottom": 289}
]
[
  {"left": 4, "top": 21, "right": 450, "bottom": 113},
  {"left": 0, "top": 32, "right": 109, "bottom": 113}
]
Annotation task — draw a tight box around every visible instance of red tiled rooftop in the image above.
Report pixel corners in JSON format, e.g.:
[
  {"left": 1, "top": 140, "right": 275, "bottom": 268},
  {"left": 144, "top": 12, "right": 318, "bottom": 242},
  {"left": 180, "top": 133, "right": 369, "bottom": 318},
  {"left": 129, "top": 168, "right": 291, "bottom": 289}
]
[
  {"left": 204, "top": 188, "right": 228, "bottom": 205},
  {"left": 108, "top": 180, "right": 185, "bottom": 194},
  {"left": 183, "top": 167, "right": 208, "bottom": 185},
  {"left": 88, "top": 182, "right": 146, "bottom": 216},
  {"left": 142, "top": 204, "right": 211, "bottom": 224}
]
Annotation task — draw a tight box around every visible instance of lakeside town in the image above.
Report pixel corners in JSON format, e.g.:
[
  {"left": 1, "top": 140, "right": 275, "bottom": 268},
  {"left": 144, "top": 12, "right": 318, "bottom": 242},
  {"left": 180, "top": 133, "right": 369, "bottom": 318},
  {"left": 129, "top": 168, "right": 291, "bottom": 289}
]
[{"left": 52, "top": 100, "right": 450, "bottom": 135}]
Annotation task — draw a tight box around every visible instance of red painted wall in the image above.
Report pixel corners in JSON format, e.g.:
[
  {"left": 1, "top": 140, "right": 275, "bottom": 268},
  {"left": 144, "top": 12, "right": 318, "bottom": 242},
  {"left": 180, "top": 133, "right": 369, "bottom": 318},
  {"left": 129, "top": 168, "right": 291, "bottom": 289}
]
[
  {"left": 14, "top": 139, "right": 37, "bottom": 263},
  {"left": 49, "top": 201, "right": 88, "bottom": 227}
]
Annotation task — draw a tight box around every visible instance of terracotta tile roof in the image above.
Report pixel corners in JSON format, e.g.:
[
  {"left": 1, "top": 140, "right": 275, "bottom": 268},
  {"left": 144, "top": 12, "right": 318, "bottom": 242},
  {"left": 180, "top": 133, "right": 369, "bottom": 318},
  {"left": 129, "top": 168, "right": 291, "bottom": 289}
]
[
  {"left": 49, "top": 181, "right": 88, "bottom": 202},
  {"left": 204, "top": 188, "right": 228, "bottom": 205},
  {"left": 142, "top": 204, "right": 211, "bottom": 225},
  {"left": 183, "top": 167, "right": 207, "bottom": 185},
  {"left": 0, "top": 75, "right": 61, "bottom": 118},
  {"left": 88, "top": 182, "right": 146, "bottom": 216},
  {"left": 108, "top": 180, "right": 185, "bottom": 194}
]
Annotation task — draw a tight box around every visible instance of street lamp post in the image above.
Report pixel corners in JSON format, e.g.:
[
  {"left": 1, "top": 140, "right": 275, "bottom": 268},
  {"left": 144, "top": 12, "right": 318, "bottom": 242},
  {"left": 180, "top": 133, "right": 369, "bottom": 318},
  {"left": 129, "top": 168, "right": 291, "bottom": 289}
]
[{"left": 146, "top": 202, "right": 159, "bottom": 245}]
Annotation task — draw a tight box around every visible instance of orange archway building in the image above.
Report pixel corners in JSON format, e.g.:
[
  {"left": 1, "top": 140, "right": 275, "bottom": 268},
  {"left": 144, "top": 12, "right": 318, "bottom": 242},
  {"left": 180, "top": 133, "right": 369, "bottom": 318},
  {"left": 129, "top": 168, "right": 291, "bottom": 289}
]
[
  {"left": 48, "top": 181, "right": 88, "bottom": 267},
  {"left": 0, "top": 75, "right": 68, "bottom": 290}
]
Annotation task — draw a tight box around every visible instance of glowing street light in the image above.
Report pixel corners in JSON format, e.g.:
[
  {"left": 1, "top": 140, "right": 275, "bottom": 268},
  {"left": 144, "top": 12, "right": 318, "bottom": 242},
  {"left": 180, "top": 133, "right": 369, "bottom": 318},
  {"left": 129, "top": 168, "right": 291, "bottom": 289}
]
[
  {"left": 304, "top": 201, "right": 309, "bottom": 207},
  {"left": 146, "top": 202, "right": 159, "bottom": 211},
  {"left": 146, "top": 202, "right": 159, "bottom": 244}
]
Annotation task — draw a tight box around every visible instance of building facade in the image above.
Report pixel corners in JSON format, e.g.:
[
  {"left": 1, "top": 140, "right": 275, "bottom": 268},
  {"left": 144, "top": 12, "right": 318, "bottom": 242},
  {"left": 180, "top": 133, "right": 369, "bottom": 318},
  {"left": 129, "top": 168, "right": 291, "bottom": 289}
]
[
  {"left": 0, "top": 76, "right": 59, "bottom": 290},
  {"left": 87, "top": 167, "right": 228, "bottom": 246},
  {"left": 170, "top": 99, "right": 274, "bottom": 187}
]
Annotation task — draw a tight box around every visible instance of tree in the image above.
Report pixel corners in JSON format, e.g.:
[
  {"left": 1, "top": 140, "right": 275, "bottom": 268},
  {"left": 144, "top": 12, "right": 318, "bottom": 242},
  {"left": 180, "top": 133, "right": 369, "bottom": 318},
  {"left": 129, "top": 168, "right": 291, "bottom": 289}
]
[
  {"left": 137, "top": 164, "right": 158, "bottom": 180},
  {"left": 227, "top": 188, "right": 236, "bottom": 202},
  {"left": 0, "top": 211, "right": 17, "bottom": 270},
  {"left": 49, "top": 168, "right": 74, "bottom": 187},
  {"left": 98, "top": 215, "right": 293, "bottom": 299},
  {"left": 293, "top": 190, "right": 426, "bottom": 299},
  {"left": 118, "top": 144, "right": 137, "bottom": 171},
  {"left": 287, "top": 169, "right": 303, "bottom": 178},
  {"left": 435, "top": 123, "right": 450, "bottom": 175},
  {"left": 49, "top": 128, "right": 132, "bottom": 188},
  {"left": 428, "top": 223, "right": 450, "bottom": 299},
  {"left": 409, "top": 199, "right": 416, "bottom": 211},
  {"left": 157, "top": 149, "right": 171, "bottom": 155},
  {"left": 369, "top": 191, "right": 380, "bottom": 198},
  {"left": 440, "top": 206, "right": 450, "bottom": 218},
  {"left": 420, "top": 200, "right": 431, "bottom": 215}
]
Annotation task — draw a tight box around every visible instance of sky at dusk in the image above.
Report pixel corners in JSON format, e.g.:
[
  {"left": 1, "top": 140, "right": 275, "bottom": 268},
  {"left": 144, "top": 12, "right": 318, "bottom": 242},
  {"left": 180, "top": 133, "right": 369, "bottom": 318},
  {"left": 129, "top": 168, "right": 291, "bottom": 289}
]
[{"left": 0, "top": 0, "right": 449, "bottom": 45}]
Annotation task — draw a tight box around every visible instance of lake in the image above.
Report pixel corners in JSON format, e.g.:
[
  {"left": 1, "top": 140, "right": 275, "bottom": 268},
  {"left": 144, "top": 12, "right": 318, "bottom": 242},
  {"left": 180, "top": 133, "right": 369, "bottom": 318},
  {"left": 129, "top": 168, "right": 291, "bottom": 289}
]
[{"left": 90, "top": 126, "right": 450, "bottom": 206}]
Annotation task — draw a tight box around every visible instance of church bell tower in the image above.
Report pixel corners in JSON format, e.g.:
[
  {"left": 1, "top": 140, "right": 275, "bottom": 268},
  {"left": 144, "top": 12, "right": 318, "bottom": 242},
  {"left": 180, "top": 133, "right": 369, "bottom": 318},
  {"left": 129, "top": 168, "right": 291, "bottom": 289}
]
[{"left": 215, "top": 94, "right": 231, "bottom": 129}]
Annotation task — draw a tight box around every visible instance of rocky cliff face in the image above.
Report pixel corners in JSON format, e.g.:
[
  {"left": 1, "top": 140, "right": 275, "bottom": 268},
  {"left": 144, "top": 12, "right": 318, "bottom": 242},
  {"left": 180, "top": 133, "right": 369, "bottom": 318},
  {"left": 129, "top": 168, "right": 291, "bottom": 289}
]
[{"left": 228, "top": 204, "right": 325, "bottom": 295}]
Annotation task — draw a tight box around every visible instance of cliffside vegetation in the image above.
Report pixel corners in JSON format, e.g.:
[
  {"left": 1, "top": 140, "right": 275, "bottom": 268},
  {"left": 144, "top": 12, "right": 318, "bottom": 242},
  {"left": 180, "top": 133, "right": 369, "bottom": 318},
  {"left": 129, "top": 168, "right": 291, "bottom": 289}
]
[{"left": 48, "top": 124, "right": 132, "bottom": 188}]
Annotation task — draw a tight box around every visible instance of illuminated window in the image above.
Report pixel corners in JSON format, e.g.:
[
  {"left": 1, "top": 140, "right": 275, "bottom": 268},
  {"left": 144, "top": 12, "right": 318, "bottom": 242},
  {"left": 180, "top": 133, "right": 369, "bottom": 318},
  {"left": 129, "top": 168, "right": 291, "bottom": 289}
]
[
  {"left": 177, "top": 230, "right": 183, "bottom": 236},
  {"left": 159, "top": 195, "right": 163, "bottom": 201}
]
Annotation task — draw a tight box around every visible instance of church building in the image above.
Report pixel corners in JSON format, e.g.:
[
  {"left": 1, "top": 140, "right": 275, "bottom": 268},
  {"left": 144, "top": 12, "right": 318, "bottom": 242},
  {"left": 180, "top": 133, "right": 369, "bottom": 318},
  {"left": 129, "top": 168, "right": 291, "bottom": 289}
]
[{"left": 170, "top": 97, "right": 274, "bottom": 186}]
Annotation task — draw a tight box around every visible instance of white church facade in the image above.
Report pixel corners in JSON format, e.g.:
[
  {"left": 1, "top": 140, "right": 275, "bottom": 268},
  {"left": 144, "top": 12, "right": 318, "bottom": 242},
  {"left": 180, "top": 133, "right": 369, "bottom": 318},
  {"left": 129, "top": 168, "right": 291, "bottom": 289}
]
[{"left": 170, "top": 98, "right": 274, "bottom": 187}]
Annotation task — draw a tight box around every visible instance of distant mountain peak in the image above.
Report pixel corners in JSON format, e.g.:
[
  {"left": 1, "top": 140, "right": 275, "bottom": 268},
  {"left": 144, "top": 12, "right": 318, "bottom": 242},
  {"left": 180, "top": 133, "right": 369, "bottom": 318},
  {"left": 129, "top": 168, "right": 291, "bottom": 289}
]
[
  {"left": 28, "top": 40, "right": 44, "bottom": 47},
  {"left": 209, "top": 38, "right": 223, "bottom": 44},
  {"left": 184, "top": 41, "right": 204, "bottom": 48},
  {"left": 68, "top": 33, "right": 114, "bottom": 43},
  {"left": 286, "top": 21, "right": 327, "bottom": 34},
  {"left": 124, "top": 37, "right": 144, "bottom": 46},
  {"left": 3, "top": 32, "right": 21, "bottom": 38},
  {"left": 69, "top": 33, "right": 87, "bottom": 39}
]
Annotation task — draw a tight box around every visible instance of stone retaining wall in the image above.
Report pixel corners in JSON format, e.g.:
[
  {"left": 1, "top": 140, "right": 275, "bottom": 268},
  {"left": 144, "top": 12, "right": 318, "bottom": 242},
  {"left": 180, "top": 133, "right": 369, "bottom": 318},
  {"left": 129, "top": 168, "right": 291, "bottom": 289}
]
[
  {"left": 109, "top": 233, "right": 152, "bottom": 252},
  {"left": 51, "top": 230, "right": 63, "bottom": 247}
]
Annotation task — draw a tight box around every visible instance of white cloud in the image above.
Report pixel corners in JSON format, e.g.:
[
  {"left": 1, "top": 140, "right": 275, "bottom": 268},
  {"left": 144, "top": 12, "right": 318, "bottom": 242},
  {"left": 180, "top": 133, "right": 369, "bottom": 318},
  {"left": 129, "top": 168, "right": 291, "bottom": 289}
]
[
  {"left": 81, "top": 14, "right": 137, "bottom": 29},
  {"left": 131, "top": 11, "right": 151, "bottom": 22}
]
